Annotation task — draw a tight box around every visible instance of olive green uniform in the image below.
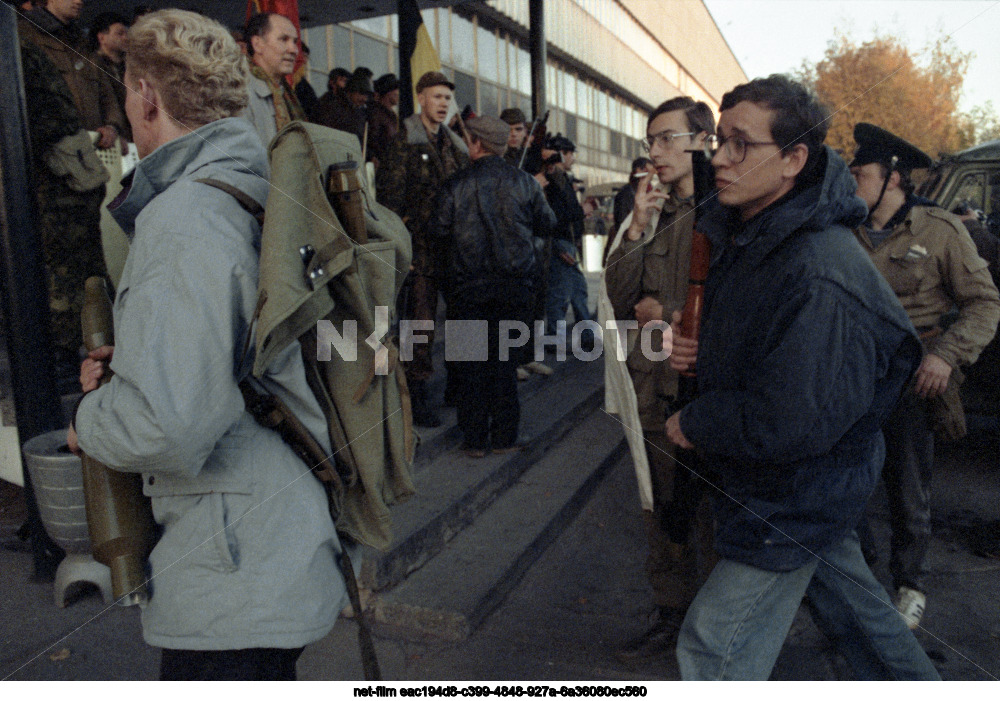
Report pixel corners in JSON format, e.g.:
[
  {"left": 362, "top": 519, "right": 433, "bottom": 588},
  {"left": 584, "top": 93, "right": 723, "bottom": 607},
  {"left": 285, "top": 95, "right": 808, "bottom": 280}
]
[
  {"left": 855, "top": 202, "right": 1000, "bottom": 590},
  {"left": 604, "top": 195, "right": 713, "bottom": 610}
]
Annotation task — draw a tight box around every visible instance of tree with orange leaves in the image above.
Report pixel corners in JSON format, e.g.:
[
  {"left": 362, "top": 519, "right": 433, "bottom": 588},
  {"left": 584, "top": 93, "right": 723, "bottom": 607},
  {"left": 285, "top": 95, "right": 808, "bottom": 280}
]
[{"left": 800, "top": 33, "right": 971, "bottom": 159}]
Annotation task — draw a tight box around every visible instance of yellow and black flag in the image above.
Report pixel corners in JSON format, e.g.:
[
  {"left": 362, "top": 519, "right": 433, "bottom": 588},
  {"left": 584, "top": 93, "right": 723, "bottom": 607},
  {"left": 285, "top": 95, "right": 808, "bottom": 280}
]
[{"left": 398, "top": 0, "right": 443, "bottom": 118}]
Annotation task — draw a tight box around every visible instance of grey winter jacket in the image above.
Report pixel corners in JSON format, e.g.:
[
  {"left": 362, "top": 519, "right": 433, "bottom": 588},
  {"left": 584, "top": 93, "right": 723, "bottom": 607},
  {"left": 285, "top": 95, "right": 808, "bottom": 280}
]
[{"left": 76, "top": 118, "right": 349, "bottom": 650}]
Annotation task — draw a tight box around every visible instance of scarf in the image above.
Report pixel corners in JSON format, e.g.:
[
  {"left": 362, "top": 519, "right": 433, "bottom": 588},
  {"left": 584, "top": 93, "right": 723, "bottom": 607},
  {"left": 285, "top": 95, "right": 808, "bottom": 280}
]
[{"left": 250, "top": 64, "right": 305, "bottom": 131}]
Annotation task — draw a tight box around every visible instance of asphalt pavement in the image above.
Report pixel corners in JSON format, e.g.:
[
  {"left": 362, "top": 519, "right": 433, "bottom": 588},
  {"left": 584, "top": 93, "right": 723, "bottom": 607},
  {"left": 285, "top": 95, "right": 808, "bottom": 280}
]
[{"left": 2, "top": 424, "right": 998, "bottom": 681}]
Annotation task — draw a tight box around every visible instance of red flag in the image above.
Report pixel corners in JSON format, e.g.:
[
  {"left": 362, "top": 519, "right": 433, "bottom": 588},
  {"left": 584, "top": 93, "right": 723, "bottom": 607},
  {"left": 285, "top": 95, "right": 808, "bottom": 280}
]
[{"left": 246, "top": 0, "right": 307, "bottom": 87}]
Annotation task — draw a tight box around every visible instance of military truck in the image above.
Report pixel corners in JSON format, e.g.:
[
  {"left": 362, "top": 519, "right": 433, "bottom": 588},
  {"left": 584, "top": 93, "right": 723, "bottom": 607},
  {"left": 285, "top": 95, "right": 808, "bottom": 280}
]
[
  {"left": 918, "top": 139, "right": 1000, "bottom": 231},
  {"left": 918, "top": 139, "right": 1000, "bottom": 427}
]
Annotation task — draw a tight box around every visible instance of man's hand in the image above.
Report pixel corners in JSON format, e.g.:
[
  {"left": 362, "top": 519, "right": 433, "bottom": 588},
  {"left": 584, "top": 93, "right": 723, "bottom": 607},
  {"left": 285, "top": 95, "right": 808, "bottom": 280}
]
[
  {"left": 634, "top": 296, "right": 664, "bottom": 327},
  {"left": 666, "top": 411, "right": 693, "bottom": 450},
  {"left": 95, "top": 125, "right": 118, "bottom": 150},
  {"left": 626, "top": 173, "right": 667, "bottom": 241},
  {"left": 80, "top": 345, "right": 114, "bottom": 394},
  {"left": 66, "top": 424, "right": 80, "bottom": 455},
  {"left": 668, "top": 310, "right": 697, "bottom": 373},
  {"left": 914, "top": 353, "right": 952, "bottom": 399}
]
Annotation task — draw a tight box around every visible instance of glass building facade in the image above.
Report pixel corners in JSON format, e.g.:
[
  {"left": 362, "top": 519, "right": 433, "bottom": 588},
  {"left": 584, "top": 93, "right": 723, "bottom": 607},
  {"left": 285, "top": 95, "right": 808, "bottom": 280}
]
[{"left": 300, "top": 0, "right": 745, "bottom": 188}]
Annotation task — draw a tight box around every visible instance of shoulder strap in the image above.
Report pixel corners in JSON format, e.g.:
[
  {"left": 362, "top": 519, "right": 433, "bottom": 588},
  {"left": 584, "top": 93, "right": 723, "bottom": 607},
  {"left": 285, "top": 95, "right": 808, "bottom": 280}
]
[
  {"left": 198, "top": 174, "right": 382, "bottom": 680},
  {"left": 195, "top": 178, "right": 265, "bottom": 228}
]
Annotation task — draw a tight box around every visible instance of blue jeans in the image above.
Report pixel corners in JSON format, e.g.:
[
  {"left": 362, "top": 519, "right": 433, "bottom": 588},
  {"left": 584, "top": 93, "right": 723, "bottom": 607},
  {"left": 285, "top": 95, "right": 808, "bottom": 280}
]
[
  {"left": 676, "top": 531, "right": 940, "bottom": 680},
  {"left": 545, "top": 239, "right": 592, "bottom": 336}
]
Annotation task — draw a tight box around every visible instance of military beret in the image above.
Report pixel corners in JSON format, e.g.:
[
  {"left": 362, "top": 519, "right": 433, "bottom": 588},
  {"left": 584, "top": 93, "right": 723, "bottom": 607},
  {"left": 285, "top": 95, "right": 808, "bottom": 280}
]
[
  {"left": 345, "top": 73, "right": 374, "bottom": 95},
  {"left": 499, "top": 108, "right": 527, "bottom": 126},
  {"left": 329, "top": 67, "right": 352, "bottom": 82},
  {"left": 850, "top": 123, "right": 932, "bottom": 174},
  {"left": 373, "top": 73, "right": 399, "bottom": 95},
  {"left": 415, "top": 70, "right": 455, "bottom": 93},
  {"left": 546, "top": 133, "right": 576, "bottom": 152}
]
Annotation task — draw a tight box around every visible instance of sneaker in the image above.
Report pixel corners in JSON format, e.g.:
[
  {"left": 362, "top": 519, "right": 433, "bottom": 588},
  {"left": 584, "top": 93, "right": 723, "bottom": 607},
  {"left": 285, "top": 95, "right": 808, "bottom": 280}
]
[
  {"left": 896, "top": 586, "right": 926, "bottom": 630},
  {"left": 525, "top": 360, "right": 553, "bottom": 376},
  {"left": 615, "top": 607, "right": 685, "bottom": 663},
  {"left": 516, "top": 366, "right": 530, "bottom": 381}
]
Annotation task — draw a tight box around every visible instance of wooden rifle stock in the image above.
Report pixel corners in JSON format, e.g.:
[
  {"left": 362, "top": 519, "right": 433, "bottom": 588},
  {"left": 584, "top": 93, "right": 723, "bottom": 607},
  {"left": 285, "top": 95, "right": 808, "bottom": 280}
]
[
  {"left": 678, "top": 230, "right": 710, "bottom": 381},
  {"left": 79, "top": 276, "right": 155, "bottom": 606}
]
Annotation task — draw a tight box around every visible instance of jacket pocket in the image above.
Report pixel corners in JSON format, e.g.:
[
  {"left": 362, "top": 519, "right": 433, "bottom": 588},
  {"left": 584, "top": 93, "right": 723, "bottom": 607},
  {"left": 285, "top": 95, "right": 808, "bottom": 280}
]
[
  {"left": 149, "top": 490, "right": 251, "bottom": 573},
  {"left": 208, "top": 492, "right": 240, "bottom": 572},
  {"left": 884, "top": 255, "right": 925, "bottom": 296}
]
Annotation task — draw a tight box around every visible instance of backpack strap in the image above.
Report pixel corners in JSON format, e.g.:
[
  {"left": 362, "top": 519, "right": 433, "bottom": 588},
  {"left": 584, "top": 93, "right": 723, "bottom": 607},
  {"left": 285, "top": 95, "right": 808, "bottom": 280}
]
[
  {"left": 196, "top": 175, "right": 383, "bottom": 681},
  {"left": 195, "top": 178, "right": 265, "bottom": 228}
]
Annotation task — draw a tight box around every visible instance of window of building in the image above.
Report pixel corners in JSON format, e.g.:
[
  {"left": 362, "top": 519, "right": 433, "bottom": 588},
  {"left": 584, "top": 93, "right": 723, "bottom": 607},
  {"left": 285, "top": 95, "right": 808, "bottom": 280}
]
[
  {"left": 564, "top": 113, "right": 577, "bottom": 144},
  {"left": 453, "top": 70, "right": 477, "bottom": 112},
  {"left": 561, "top": 70, "right": 576, "bottom": 115},
  {"left": 353, "top": 32, "right": 389, "bottom": 76},
  {"left": 577, "top": 80, "right": 591, "bottom": 120},
  {"left": 480, "top": 81, "right": 500, "bottom": 117},
  {"left": 477, "top": 25, "right": 499, "bottom": 82},
  {"left": 331, "top": 24, "right": 351, "bottom": 72},
  {"left": 452, "top": 14, "right": 475, "bottom": 72},
  {"left": 517, "top": 45, "right": 531, "bottom": 93},
  {"left": 351, "top": 17, "right": 389, "bottom": 39},
  {"left": 437, "top": 9, "right": 451, "bottom": 66}
]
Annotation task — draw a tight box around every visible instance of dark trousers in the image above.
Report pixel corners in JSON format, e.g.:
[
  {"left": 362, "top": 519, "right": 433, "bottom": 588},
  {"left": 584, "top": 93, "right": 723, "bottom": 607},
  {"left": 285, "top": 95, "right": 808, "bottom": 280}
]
[
  {"left": 403, "top": 273, "right": 440, "bottom": 383},
  {"left": 449, "top": 283, "right": 533, "bottom": 451},
  {"left": 159, "top": 647, "right": 304, "bottom": 681},
  {"left": 643, "top": 429, "right": 716, "bottom": 610},
  {"left": 882, "top": 390, "right": 935, "bottom": 591}
]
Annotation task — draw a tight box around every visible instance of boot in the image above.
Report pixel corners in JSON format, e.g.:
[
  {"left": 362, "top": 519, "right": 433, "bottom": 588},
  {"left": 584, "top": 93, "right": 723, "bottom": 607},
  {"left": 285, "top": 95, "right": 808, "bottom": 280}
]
[
  {"left": 615, "top": 606, "right": 686, "bottom": 663},
  {"left": 410, "top": 380, "right": 441, "bottom": 428}
]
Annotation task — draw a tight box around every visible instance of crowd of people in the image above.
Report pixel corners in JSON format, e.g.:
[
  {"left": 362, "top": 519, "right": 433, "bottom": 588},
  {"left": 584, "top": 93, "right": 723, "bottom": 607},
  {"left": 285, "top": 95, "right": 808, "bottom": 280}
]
[{"left": 10, "top": 0, "right": 1000, "bottom": 682}]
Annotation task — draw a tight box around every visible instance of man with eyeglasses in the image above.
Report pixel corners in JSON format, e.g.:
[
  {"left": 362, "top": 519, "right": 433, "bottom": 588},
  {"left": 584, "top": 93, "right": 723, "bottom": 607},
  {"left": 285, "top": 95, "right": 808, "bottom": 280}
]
[
  {"left": 604, "top": 96, "right": 716, "bottom": 662},
  {"left": 665, "top": 75, "right": 939, "bottom": 680}
]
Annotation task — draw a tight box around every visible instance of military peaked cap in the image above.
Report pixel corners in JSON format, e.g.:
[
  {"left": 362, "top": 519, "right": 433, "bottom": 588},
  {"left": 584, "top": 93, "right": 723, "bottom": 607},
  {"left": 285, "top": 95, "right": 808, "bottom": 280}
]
[{"left": 850, "top": 122, "right": 932, "bottom": 174}]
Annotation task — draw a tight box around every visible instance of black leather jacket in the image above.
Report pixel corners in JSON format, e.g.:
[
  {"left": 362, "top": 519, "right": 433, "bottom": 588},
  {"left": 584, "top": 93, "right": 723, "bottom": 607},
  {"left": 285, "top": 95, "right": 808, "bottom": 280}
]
[{"left": 430, "top": 155, "right": 555, "bottom": 298}]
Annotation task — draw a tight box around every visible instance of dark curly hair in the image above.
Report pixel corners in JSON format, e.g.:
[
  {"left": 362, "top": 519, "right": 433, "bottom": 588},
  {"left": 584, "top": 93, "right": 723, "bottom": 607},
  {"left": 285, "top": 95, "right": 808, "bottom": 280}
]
[{"left": 721, "top": 75, "right": 831, "bottom": 184}]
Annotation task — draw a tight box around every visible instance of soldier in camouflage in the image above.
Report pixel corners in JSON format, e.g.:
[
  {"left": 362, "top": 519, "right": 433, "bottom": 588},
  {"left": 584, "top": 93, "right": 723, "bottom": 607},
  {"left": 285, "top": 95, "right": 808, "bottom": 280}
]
[
  {"left": 18, "top": 26, "right": 108, "bottom": 381},
  {"left": 376, "top": 70, "right": 470, "bottom": 427}
]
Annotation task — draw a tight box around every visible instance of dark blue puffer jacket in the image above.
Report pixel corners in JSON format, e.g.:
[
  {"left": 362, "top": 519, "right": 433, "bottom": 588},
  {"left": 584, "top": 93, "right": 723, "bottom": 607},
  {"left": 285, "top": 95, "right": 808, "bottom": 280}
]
[{"left": 678, "top": 146, "right": 921, "bottom": 571}]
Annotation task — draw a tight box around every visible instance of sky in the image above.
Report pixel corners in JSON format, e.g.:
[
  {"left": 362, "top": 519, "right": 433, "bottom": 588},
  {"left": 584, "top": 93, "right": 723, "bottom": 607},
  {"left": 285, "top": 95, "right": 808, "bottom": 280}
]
[{"left": 703, "top": 0, "right": 1000, "bottom": 112}]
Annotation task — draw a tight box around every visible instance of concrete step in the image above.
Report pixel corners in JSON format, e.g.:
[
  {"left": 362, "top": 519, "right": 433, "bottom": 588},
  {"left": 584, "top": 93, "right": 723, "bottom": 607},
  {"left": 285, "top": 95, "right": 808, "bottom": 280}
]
[
  {"left": 360, "top": 355, "right": 604, "bottom": 592},
  {"left": 370, "top": 408, "right": 627, "bottom": 642},
  {"left": 405, "top": 353, "right": 581, "bottom": 473}
]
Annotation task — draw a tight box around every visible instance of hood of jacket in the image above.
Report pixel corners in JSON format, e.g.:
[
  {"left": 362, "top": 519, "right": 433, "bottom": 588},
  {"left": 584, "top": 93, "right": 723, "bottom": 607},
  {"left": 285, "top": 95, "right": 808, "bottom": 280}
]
[
  {"left": 401, "top": 112, "right": 469, "bottom": 154},
  {"left": 699, "top": 146, "right": 868, "bottom": 264},
  {"left": 110, "top": 118, "right": 269, "bottom": 239}
]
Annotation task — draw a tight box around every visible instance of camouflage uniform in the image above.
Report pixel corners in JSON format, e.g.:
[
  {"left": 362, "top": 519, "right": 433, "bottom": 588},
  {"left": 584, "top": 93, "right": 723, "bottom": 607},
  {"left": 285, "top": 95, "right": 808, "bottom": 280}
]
[
  {"left": 19, "top": 34, "right": 108, "bottom": 358},
  {"left": 855, "top": 200, "right": 1000, "bottom": 591},
  {"left": 19, "top": 9, "right": 127, "bottom": 135},
  {"left": 375, "top": 112, "right": 469, "bottom": 384}
]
